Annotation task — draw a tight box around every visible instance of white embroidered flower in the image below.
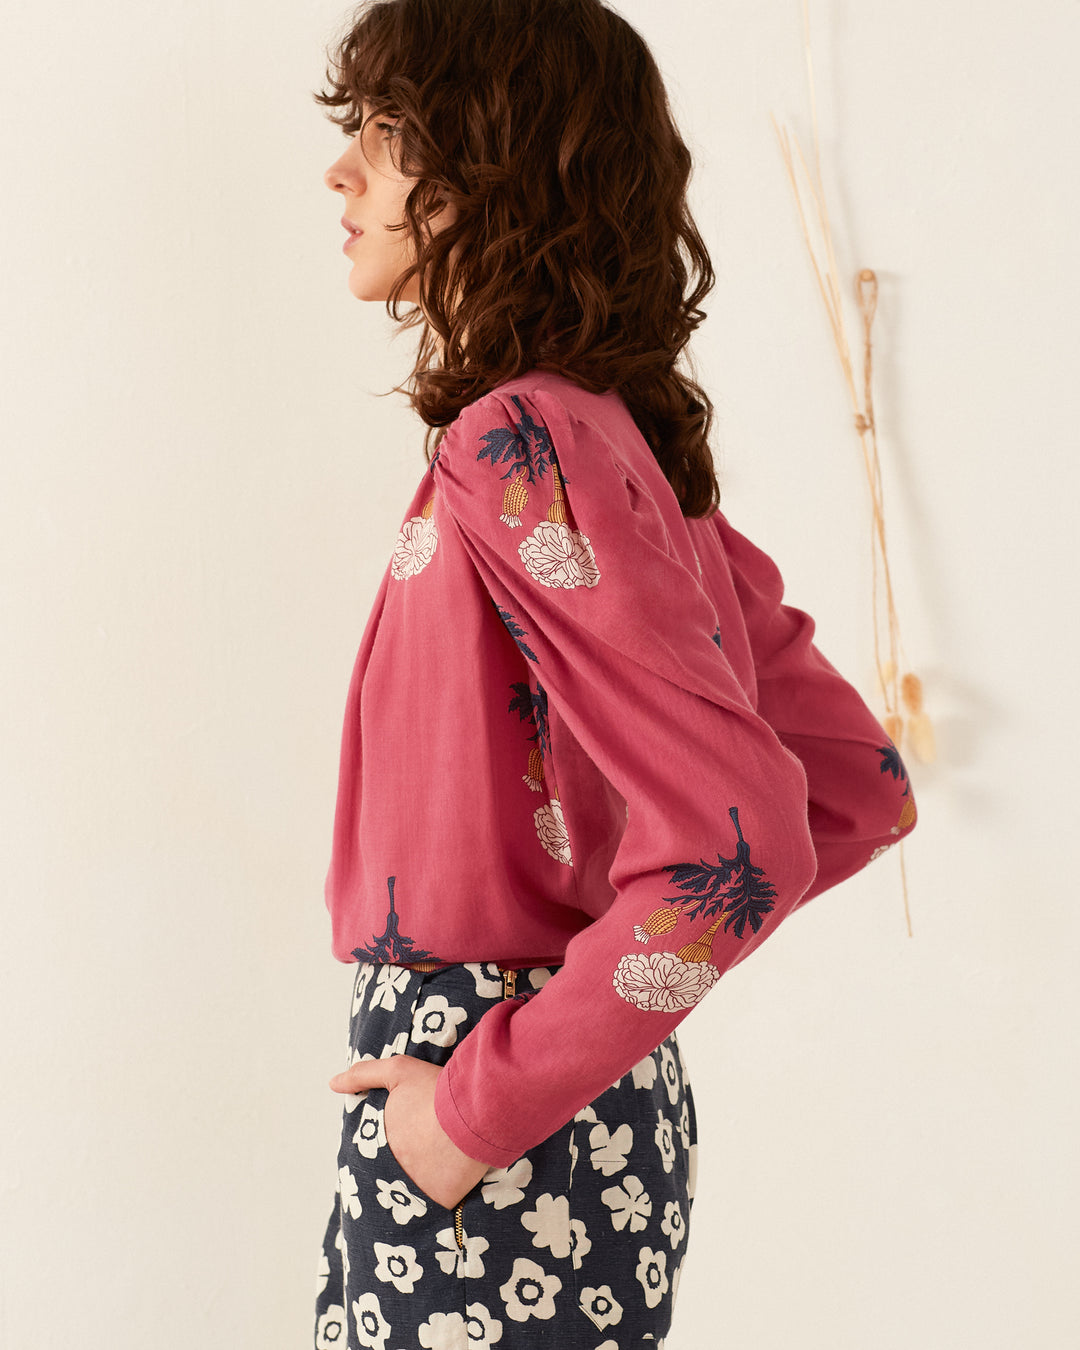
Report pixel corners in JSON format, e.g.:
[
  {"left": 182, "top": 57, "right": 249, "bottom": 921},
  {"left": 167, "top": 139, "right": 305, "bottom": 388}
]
[
  {"left": 569, "top": 1215, "right": 591, "bottom": 1269},
  {"left": 499, "top": 1256, "right": 562, "bottom": 1322},
  {"left": 390, "top": 514, "right": 438, "bottom": 580},
  {"left": 351, "top": 1100, "right": 385, "bottom": 1159},
  {"left": 374, "top": 1175, "right": 428, "bottom": 1225},
  {"left": 658, "top": 1042, "right": 680, "bottom": 1105},
  {"left": 588, "top": 1121, "right": 633, "bottom": 1176},
  {"left": 870, "top": 843, "right": 893, "bottom": 861},
  {"left": 469, "top": 962, "right": 506, "bottom": 999},
  {"left": 338, "top": 1165, "right": 362, "bottom": 1220},
  {"left": 352, "top": 1291, "right": 392, "bottom": 1350},
  {"left": 315, "top": 1304, "right": 346, "bottom": 1349},
  {"left": 613, "top": 951, "right": 720, "bottom": 1013},
  {"left": 517, "top": 519, "right": 600, "bottom": 589},
  {"left": 535, "top": 796, "right": 572, "bottom": 864},
  {"left": 418, "top": 1311, "right": 466, "bottom": 1350},
  {"left": 678, "top": 1099, "right": 691, "bottom": 1150},
  {"left": 661, "top": 1199, "right": 686, "bottom": 1249},
  {"left": 579, "top": 1284, "right": 624, "bottom": 1331},
  {"left": 372, "top": 1241, "right": 423, "bottom": 1294},
  {"left": 635, "top": 1245, "right": 669, "bottom": 1309},
  {"left": 464, "top": 1300, "right": 504, "bottom": 1349},
  {"left": 352, "top": 963, "right": 375, "bottom": 1016},
  {"left": 520, "top": 1192, "right": 572, "bottom": 1258},
  {"left": 411, "top": 993, "right": 469, "bottom": 1048},
  {"left": 370, "top": 964, "right": 412, "bottom": 1012},
  {"left": 481, "top": 1157, "right": 533, "bottom": 1209},
  {"left": 687, "top": 1142, "right": 698, "bottom": 1201},
  {"left": 654, "top": 1111, "right": 676, "bottom": 1173},
  {"left": 435, "top": 1225, "right": 489, "bottom": 1278},
  {"left": 631, "top": 1052, "right": 659, "bottom": 1090},
  {"left": 600, "top": 1175, "right": 652, "bottom": 1232}
]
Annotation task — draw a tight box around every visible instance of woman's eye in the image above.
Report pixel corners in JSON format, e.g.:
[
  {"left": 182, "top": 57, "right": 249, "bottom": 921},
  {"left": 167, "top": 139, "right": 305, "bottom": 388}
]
[{"left": 375, "top": 121, "right": 401, "bottom": 138}]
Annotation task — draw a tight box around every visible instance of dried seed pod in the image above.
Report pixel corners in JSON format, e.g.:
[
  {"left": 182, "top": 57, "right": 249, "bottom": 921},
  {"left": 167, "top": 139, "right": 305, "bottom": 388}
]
[
  {"left": 883, "top": 712, "right": 904, "bottom": 747},
  {"left": 547, "top": 460, "right": 567, "bottom": 525},
  {"left": 420, "top": 496, "right": 435, "bottom": 520},
  {"left": 893, "top": 797, "right": 917, "bottom": 833},
  {"left": 901, "top": 672, "right": 923, "bottom": 715},
  {"left": 500, "top": 468, "right": 529, "bottom": 527},
  {"left": 909, "top": 711, "right": 937, "bottom": 764},
  {"left": 633, "top": 905, "right": 683, "bottom": 944},
  {"left": 522, "top": 746, "right": 545, "bottom": 792},
  {"left": 676, "top": 916, "right": 725, "bottom": 963}
]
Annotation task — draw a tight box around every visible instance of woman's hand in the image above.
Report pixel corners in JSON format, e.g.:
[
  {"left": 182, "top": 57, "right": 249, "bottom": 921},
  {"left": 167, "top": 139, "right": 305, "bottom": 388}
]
[{"left": 329, "top": 1055, "right": 492, "bottom": 1210}]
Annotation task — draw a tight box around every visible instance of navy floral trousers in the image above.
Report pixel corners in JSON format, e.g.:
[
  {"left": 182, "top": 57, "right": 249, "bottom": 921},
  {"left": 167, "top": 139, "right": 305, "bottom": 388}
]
[{"left": 314, "top": 961, "right": 697, "bottom": 1349}]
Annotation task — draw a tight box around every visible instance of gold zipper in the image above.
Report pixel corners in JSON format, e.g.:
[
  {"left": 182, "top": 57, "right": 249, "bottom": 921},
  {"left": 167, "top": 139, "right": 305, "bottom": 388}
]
[
  {"left": 501, "top": 967, "right": 517, "bottom": 999},
  {"left": 453, "top": 1199, "right": 464, "bottom": 1249}
]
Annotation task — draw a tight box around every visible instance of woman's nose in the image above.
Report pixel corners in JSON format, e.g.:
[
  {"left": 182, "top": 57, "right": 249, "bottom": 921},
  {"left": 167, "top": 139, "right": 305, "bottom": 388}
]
[{"left": 323, "top": 152, "right": 364, "bottom": 194}]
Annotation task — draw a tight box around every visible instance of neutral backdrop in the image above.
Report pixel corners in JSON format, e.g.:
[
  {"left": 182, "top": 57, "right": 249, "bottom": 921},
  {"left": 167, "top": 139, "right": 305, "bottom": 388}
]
[{"left": 1, "top": 1, "right": 1075, "bottom": 1346}]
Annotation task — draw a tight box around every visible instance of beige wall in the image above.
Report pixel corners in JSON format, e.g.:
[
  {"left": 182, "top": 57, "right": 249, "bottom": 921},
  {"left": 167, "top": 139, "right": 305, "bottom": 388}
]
[{"left": 1, "top": 0, "right": 1074, "bottom": 1345}]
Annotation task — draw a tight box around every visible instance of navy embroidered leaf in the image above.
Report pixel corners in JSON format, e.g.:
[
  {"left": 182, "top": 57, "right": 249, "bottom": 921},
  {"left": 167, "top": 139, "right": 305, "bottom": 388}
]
[
  {"left": 710, "top": 625, "right": 723, "bottom": 651},
  {"left": 507, "top": 680, "right": 550, "bottom": 755},
  {"left": 877, "top": 742, "right": 911, "bottom": 795},
  {"left": 350, "top": 875, "right": 438, "bottom": 963},
  {"left": 492, "top": 601, "right": 539, "bottom": 662},
  {"left": 661, "top": 806, "right": 778, "bottom": 938},
  {"left": 475, "top": 395, "right": 561, "bottom": 484}
]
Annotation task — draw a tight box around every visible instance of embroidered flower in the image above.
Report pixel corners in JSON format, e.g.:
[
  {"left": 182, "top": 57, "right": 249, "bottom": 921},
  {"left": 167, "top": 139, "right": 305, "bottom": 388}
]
[
  {"left": 351, "top": 1100, "right": 384, "bottom": 1159},
  {"left": 520, "top": 1192, "right": 573, "bottom": 1258},
  {"left": 390, "top": 513, "right": 438, "bottom": 580},
  {"left": 435, "top": 1225, "right": 489, "bottom": 1278},
  {"left": 463, "top": 1301, "right": 504, "bottom": 1349},
  {"left": 635, "top": 1246, "right": 669, "bottom": 1309},
  {"left": 337, "top": 1165, "right": 362, "bottom": 1220},
  {"left": 351, "top": 1292, "right": 392, "bottom": 1350},
  {"left": 654, "top": 1111, "right": 676, "bottom": 1173},
  {"left": 588, "top": 1121, "right": 634, "bottom": 1176},
  {"left": 499, "top": 1256, "right": 562, "bottom": 1322},
  {"left": 517, "top": 519, "right": 600, "bottom": 589},
  {"left": 579, "top": 1284, "right": 624, "bottom": 1332},
  {"left": 600, "top": 1175, "right": 652, "bottom": 1232},
  {"left": 481, "top": 1157, "right": 533, "bottom": 1210},
  {"left": 661, "top": 1199, "right": 686, "bottom": 1249},
  {"left": 870, "top": 843, "right": 893, "bottom": 861},
  {"left": 374, "top": 1176, "right": 428, "bottom": 1225},
  {"left": 315, "top": 1304, "right": 346, "bottom": 1349},
  {"left": 411, "top": 994, "right": 469, "bottom": 1048},
  {"left": 613, "top": 951, "right": 719, "bottom": 1013},
  {"left": 534, "top": 797, "right": 572, "bottom": 865}
]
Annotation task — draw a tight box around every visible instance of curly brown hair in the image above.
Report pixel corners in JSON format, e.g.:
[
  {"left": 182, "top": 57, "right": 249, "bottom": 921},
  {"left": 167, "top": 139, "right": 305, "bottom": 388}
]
[{"left": 314, "top": 0, "right": 721, "bottom": 517}]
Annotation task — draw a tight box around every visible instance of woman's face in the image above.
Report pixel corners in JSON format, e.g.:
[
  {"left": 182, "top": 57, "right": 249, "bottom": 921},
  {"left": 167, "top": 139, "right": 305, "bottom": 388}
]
[{"left": 324, "top": 103, "right": 445, "bottom": 304}]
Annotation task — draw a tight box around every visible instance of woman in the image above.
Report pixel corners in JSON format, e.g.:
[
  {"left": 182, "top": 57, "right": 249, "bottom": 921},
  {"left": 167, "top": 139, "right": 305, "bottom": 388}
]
[{"left": 312, "top": 1, "right": 918, "bottom": 1347}]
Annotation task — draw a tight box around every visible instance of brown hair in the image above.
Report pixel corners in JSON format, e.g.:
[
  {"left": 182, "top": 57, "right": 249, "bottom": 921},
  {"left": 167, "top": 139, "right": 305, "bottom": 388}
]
[{"left": 314, "top": 0, "right": 721, "bottom": 517}]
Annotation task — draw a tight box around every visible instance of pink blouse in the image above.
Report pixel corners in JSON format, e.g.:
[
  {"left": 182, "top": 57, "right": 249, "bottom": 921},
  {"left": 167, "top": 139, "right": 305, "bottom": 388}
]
[{"left": 324, "top": 370, "right": 918, "bottom": 1168}]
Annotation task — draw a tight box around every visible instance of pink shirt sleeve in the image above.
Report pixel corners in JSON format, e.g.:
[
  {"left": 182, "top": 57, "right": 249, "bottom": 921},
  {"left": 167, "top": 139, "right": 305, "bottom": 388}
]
[{"left": 428, "top": 385, "right": 835, "bottom": 1167}]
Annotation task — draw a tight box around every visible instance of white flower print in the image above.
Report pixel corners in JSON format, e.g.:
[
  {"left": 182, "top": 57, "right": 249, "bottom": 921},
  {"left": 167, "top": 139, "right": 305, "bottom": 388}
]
[
  {"left": 435, "top": 1226, "right": 489, "bottom": 1278},
  {"left": 334, "top": 1223, "right": 350, "bottom": 1283},
  {"left": 631, "top": 1052, "right": 659, "bottom": 1091},
  {"left": 411, "top": 994, "right": 469, "bottom": 1048},
  {"left": 870, "top": 843, "right": 893, "bottom": 861},
  {"left": 595, "top": 1343, "right": 620, "bottom": 1350},
  {"left": 613, "top": 951, "right": 719, "bottom": 1013},
  {"left": 418, "top": 1311, "right": 466, "bottom": 1350},
  {"left": 677, "top": 1098, "right": 691, "bottom": 1150},
  {"left": 390, "top": 513, "right": 438, "bottom": 580},
  {"left": 315, "top": 1304, "right": 346, "bottom": 1349},
  {"left": 687, "top": 1142, "right": 698, "bottom": 1201},
  {"left": 315, "top": 1248, "right": 330, "bottom": 1297},
  {"left": 520, "top": 1192, "right": 572, "bottom": 1258},
  {"left": 499, "top": 1256, "right": 562, "bottom": 1322},
  {"left": 470, "top": 962, "right": 506, "bottom": 999},
  {"left": 352, "top": 1291, "right": 392, "bottom": 1350},
  {"left": 579, "top": 1284, "right": 624, "bottom": 1332},
  {"left": 534, "top": 797, "right": 573, "bottom": 865},
  {"left": 569, "top": 1216, "right": 591, "bottom": 1269},
  {"left": 352, "top": 963, "right": 375, "bottom": 1016},
  {"left": 573, "top": 1103, "right": 599, "bottom": 1124},
  {"left": 527, "top": 966, "right": 554, "bottom": 991},
  {"left": 660, "top": 1199, "right": 686, "bottom": 1250},
  {"left": 635, "top": 1245, "right": 670, "bottom": 1309},
  {"left": 658, "top": 1042, "right": 680, "bottom": 1106},
  {"left": 372, "top": 1241, "right": 424, "bottom": 1294},
  {"left": 654, "top": 1111, "right": 676, "bottom": 1173},
  {"left": 588, "top": 1121, "right": 633, "bottom": 1176},
  {"left": 517, "top": 519, "right": 601, "bottom": 589},
  {"left": 375, "top": 1175, "right": 428, "bottom": 1225},
  {"left": 370, "top": 964, "right": 412, "bottom": 1012},
  {"left": 481, "top": 1156, "right": 533, "bottom": 1209},
  {"left": 600, "top": 1175, "right": 652, "bottom": 1232},
  {"left": 351, "top": 1100, "right": 385, "bottom": 1159},
  {"left": 338, "top": 1165, "right": 362, "bottom": 1220},
  {"left": 464, "top": 1300, "right": 505, "bottom": 1348}
]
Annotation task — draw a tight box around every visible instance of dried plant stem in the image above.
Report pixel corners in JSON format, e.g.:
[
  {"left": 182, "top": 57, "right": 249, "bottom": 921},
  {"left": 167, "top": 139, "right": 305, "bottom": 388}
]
[{"left": 770, "top": 0, "right": 935, "bottom": 936}]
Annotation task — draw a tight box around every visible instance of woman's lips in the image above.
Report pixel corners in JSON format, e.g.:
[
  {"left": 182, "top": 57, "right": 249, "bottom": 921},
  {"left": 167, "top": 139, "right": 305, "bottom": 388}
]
[{"left": 343, "top": 229, "right": 363, "bottom": 253}]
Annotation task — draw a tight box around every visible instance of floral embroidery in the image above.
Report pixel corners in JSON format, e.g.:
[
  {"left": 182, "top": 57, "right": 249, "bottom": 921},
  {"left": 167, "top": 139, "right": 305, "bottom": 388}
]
[
  {"left": 534, "top": 796, "right": 572, "bottom": 865},
  {"left": 492, "top": 602, "right": 539, "bottom": 662},
  {"left": 351, "top": 876, "right": 440, "bottom": 965},
  {"left": 508, "top": 680, "right": 550, "bottom": 791},
  {"left": 476, "top": 395, "right": 557, "bottom": 485},
  {"left": 710, "top": 624, "right": 723, "bottom": 650},
  {"left": 612, "top": 950, "right": 720, "bottom": 1013},
  {"left": 518, "top": 517, "right": 600, "bottom": 589},
  {"left": 878, "top": 740, "right": 918, "bottom": 833},
  {"left": 389, "top": 498, "right": 438, "bottom": 579}
]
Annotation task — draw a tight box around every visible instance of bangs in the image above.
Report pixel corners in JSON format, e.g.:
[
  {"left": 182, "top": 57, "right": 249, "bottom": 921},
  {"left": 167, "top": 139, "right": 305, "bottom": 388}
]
[{"left": 318, "top": 0, "right": 439, "bottom": 137}]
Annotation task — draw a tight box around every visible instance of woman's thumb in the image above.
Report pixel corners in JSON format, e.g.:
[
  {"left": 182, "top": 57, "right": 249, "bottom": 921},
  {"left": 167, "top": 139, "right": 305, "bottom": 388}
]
[{"left": 329, "top": 1054, "right": 399, "bottom": 1094}]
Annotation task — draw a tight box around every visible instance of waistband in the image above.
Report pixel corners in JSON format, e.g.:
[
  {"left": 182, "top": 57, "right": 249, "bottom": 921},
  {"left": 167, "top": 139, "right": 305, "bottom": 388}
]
[{"left": 374, "top": 959, "right": 561, "bottom": 1001}]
